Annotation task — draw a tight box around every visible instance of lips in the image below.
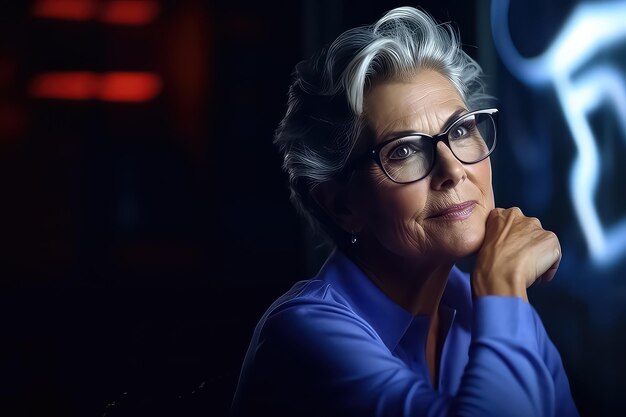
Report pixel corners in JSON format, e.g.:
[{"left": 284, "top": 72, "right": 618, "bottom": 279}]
[{"left": 429, "top": 201, "right": 477, "bottom": 220}]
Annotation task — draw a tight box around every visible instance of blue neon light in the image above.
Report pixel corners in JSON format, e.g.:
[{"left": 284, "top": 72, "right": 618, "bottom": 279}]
[{"left": 491, "top": 0, "right": 626, "bottom": 266}]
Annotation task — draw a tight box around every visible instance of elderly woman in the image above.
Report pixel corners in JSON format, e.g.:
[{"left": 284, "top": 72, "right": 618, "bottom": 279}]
[{"left": 231, "top": 6, "right": 579, "bottom": 417}]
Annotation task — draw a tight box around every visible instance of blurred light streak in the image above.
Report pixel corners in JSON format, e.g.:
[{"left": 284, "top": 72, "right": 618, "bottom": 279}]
[
  {"left": 100, "top": 72, "right": 161, "bottom": 101},
  {"left": 29, "top": 71, "right": 161, "bottom": 102},
  {"left": 32, "top": 0, "right": 98, "bottom": 21},
  {"left": 100, "top": 0, "right": 160, "bottom": 25},
  {"left": 492, "top": 0, "right": 626, "bottom": 267},
  {"left": 32, "top": 0, "right": 160, "bottom": 25},
  {"left": 162, "top": 1, "right": 212, "bottom": 155},
  {"left": 29, "top": 71, "right": 97, "bottom": 100}
]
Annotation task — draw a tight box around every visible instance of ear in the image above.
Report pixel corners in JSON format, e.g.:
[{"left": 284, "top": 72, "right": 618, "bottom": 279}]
[{"left": 310, "top": 180, "right": 362, "bottom": 234}]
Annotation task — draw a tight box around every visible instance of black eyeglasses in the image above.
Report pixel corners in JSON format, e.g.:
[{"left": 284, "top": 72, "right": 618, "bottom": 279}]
[{"left": 346, "top": 108, "right": 498, "bottom": 184}]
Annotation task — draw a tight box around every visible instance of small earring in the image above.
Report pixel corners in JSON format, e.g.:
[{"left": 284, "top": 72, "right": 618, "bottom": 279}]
[{"left": 350, "top": 231, "right": 358, "bottom": 244}]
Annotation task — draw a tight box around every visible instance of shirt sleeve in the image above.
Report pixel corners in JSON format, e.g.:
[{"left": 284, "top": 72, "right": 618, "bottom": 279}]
[
  {"left": 247, "top": 296, "right": 578, "bottom": 417},
  {"left": 530, "top": 304, "right": 581, "bottom": 417}
]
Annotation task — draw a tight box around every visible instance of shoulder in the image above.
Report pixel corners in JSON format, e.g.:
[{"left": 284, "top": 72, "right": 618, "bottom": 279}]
[
  {"left": 258, "top": 279, "right": 381, "bottom": 345},
  {"left": 233, "top": 280, "right": 357, "bottom": 417},
  {"left": 237, "top": 278, "right": 386, "bottom": 400}
]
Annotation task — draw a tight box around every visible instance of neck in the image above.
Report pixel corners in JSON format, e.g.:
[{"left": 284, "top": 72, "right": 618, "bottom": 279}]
[{"left": 347, "top": 243, "right": 453, "bottom": 317}]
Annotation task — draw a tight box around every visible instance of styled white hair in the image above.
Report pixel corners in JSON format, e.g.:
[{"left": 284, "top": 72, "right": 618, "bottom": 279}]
[{"left": 274, "top": 6, "right": 489, "bottom": 244}]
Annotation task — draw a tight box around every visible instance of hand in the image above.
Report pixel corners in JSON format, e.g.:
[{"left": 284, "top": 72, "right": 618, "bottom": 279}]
[{"left": 472, "top": 207, "right": 561, "bottom": 302}]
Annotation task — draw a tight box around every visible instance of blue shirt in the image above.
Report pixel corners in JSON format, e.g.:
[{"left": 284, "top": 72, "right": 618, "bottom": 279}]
[{"left": 232, "top": 248, "right": 580, "bottom": 417}]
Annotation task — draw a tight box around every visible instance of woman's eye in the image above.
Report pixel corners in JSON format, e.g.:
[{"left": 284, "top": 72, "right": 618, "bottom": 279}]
[
  {"left": 450, "top": 125, "right": 470, "bottom": 140},
  {"left": 389, "top": 144, "right": 417, "bottom": 160},
  {"left": 449, "top": 120, "right": 476, "bottom": 140},
  {"left": 450, "top": 126, "right": 469, "bottom": 139}
]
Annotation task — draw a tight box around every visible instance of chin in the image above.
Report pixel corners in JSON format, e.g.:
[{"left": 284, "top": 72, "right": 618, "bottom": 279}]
[{"left": 440, "top": 227, "right": 485, "bottom": 259}]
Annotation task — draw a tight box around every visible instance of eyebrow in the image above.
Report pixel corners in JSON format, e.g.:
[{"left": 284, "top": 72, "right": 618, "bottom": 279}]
[
  {"left": 378, "top": 107, "right": 468, "bottom": 142},
  {"left": 442, "top": 107, "right": 469, "bottom": 130}
]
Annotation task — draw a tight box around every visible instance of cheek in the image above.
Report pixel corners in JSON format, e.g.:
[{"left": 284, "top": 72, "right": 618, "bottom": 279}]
[
  {"left": 362, "top": 180, "right": 430, "bottom": 233},
  {"left": 470, "top": 158, "right": 494, "bottom": 210}
]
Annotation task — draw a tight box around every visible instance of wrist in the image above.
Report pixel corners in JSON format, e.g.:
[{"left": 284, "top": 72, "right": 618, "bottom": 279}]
[{"left": 471, "top": 271, "right": 529, "bottom": 302}]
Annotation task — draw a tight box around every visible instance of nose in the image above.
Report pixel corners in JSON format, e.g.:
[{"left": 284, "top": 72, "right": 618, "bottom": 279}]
[{"left": 430, "top": 141, "right": 466, "bottom": 190}]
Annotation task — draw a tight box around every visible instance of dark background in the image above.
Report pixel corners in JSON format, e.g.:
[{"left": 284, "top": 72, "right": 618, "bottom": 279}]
[{"left": 1, "top": 0, "right": 624, "bottom": 416}]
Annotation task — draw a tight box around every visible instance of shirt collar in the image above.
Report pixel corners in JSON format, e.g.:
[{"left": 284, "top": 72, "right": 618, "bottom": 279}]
[{"left": 317, "top": 247, "right": 471, "bottom": 351}]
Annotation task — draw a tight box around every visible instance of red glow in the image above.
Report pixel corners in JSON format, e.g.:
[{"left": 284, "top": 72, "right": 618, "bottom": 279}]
[
  {"left": 30, "top": 72, "right": 98, "bottom": 100},
  {"left": 101, "top": 0, "right": 160, "bottom": 25},
  {"left": 32, "top": 0, "right": 98, "bottom": 21},
  {"left": 99, "top": 72, "right": 161, "bottom": 101},
  {"left": 32, "top": 0, "right": 159, "bottom": 25},
  {"left": 29, "top": 71, "right": 161, "bottom": 102}
]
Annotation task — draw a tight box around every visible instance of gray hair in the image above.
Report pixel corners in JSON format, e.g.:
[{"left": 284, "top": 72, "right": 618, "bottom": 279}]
[{"left": 274, "top": 6, "right": 489, "bottom": 243}]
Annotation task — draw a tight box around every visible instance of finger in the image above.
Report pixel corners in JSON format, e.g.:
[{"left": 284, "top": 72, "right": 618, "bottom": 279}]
[
  {"left": 538, "top": 255, "right": 560, "bottom": 284},
  {"left": 537, "top": 237, "right": 561, "bottom": 283}
]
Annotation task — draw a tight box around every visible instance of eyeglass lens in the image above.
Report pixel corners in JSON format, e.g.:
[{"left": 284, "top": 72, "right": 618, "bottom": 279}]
[{"left": 379, "top": 112, "right": 496, "bottom": 183}]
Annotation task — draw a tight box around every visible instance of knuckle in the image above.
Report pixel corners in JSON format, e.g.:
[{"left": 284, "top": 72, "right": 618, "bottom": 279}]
[
  {"left": 546, "top": 230, "right": 559, "bottom": 241},
  {"left": 545, "top": 230, "right": 560, "bottom": 246}
]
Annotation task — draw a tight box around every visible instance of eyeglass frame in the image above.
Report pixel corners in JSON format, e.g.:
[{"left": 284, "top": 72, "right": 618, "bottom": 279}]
[{"left": 342, "top": 108, "right": 499, "bottom": 184}]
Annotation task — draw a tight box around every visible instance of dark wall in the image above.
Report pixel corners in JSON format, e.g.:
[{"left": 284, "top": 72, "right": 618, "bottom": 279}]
[{"left": 0, "top": 1, "right": 609, "bottom": 416}]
